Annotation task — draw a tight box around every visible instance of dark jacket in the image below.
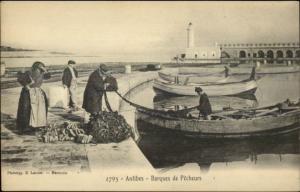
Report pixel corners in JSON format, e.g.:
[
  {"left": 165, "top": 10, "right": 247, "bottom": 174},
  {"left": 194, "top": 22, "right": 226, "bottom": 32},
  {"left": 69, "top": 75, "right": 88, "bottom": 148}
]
[
  {"left": 62, "top": 66, "right": 78, "bottom": 87},
  {"left": 198, "top": 93, "right": 212, "bottom": 116},
  {"left": 82, "top": 69, "right": 105, "bottom": 114}
]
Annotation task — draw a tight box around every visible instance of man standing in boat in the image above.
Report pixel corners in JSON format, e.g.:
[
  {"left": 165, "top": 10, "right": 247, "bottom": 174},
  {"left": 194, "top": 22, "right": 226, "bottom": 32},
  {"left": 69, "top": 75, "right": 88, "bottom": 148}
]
[{"left": 195, "top": 87, "right": 212, "bottom": 120}]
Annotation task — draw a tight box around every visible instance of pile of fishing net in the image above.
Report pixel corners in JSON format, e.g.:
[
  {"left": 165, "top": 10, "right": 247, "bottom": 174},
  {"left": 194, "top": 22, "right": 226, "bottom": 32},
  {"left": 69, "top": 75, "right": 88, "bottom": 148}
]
[
  {"left": 40, "top": 112, "right": 133, "bottom": 144},
  {"left": 40, "top": 121, "right": 92, "bottom": 144},
  {"left": 86, "top": 111, "right": 133, "bottom": 143}
]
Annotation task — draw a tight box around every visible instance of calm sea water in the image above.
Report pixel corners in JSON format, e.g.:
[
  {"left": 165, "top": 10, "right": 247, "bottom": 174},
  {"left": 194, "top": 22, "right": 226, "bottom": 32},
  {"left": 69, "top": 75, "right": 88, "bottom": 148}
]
[
  {"left": 4, "top": 50, "right": 299, "bottom": 173},
  {"left": 120, "top": 73, "right": 300, "bottom": 173},
  {"left": 1, "top": 51, "right": 167, "bottom": 68}
]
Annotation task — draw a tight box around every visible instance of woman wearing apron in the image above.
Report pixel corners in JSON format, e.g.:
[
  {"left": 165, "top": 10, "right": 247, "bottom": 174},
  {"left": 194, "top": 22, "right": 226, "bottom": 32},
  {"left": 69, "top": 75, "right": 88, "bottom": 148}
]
[{"left": 16, "top": 61, "right": 51, "bottom": 134}]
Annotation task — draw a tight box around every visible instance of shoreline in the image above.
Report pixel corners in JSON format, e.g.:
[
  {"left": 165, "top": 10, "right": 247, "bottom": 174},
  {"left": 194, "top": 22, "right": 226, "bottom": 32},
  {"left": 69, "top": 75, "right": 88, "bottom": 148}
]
[
  {"left": 2, "top": 62, "right": 300, "bottom": 90},
  {"left": 1, "top": 70, "right": 157, "bottom": 173}
]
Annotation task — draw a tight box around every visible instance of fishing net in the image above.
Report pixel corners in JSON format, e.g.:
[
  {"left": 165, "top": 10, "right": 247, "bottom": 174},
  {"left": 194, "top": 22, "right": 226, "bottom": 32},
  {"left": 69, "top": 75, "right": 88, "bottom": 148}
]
[
  {"left": 40, "top": 111, "right": 133, "bottom": 144},
  {"left": 40, "top": 121, "right": 92, "bottom": 144},
  {"left": 87, "top": 111, "right": 133, "bottom": 143}
]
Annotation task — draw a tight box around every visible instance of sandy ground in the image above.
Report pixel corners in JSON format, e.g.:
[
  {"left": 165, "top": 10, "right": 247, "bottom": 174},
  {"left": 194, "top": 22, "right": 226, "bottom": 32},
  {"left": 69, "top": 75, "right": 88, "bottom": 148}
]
[
  {"left": 1, "top": 82, "right": 90, "bottom": 172},
  {"left": 1, "top": 74, "right": 153, "bottom": 173}
]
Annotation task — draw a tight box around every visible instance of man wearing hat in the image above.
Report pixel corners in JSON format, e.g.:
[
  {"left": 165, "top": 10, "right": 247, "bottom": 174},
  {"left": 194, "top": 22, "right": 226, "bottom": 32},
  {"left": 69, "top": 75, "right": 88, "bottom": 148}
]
[
  {"left": 82, "top": 64, "right": 110, "bottom": 116},
  {"left": 195, "top": 87, "right": 212, "bottom": 120},
  {"left": 62, "top": 60, "right": 79, "bottom": 111}
]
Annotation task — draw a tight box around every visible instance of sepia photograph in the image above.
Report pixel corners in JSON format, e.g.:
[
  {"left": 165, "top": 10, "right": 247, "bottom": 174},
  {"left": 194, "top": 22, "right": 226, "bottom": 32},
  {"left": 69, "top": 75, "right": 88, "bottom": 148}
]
[{"left": 1, "top": 1, "right": 299, "bottom": 191}]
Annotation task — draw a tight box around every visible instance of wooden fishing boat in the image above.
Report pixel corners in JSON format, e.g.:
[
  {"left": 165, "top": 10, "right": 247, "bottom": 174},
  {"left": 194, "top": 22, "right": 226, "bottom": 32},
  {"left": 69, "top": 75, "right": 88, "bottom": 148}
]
[
  {"left": 153, "top": 95, "right": 258, "bottom": 112},
  {"left": 231, "top": 65, "right": 300, "bottom": 75},
  {"left": 136, "top": 103, "right": 300, "bottom": 138},
  {"left": 178, "top": 67, "right": 225, "bottom": 75},
  {"left": 158, "top": 71, "right": 229, "bottom": 84},
  {"left": 179, "top": 65, "right": 300, "bottom": 75},
  {"left": 153, "top": 77, "right": 258, "bottom": 96}
]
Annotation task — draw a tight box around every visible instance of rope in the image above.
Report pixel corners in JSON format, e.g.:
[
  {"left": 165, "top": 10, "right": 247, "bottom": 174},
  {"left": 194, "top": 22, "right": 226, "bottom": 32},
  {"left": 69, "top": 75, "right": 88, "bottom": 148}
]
[
  {"left": 114, "top": 90, "right": 198, "bottom": 114},
  {"left": 113, "top": 90, "right": 299, "bottom": 119},
  {"left": 104, "top": 91, "right": 113, "bottom": 112}
]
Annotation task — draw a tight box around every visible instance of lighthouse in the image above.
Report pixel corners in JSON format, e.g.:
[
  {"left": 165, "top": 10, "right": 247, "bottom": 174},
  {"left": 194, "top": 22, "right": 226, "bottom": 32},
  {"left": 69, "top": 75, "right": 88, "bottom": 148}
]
[
  {"left": 178, "top": 23, "right": 220, "bottom": 64},
  {"left": 187, "top": 22, "right": 194, "bottom": 48}
]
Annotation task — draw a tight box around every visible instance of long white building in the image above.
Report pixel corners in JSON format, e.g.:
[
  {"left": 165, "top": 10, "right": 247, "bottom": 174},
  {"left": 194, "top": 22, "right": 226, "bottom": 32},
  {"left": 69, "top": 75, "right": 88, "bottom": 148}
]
[{"left": 173, "top": 23, "right": 300, "bottom": 65}]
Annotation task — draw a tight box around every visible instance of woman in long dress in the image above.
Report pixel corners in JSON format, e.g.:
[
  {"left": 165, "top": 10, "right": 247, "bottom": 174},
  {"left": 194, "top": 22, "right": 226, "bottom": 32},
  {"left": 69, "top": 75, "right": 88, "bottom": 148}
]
[{"left": 16, "top": 61, "right": 51, "bottom": 134}]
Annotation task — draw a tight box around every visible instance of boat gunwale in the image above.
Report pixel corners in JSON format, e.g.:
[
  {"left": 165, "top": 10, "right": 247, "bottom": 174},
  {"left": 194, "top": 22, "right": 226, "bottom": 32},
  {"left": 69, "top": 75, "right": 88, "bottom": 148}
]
[
  {"left": 136, "top": 108, "right": 300, "bottom": 137},
  {"left": 155, "top": 77, "right": 256, "bottom": 87},
  {"left": 136, "top": 107, "right": 300, "bottom": 123},
  {"left": 137, "top": 118, "right": 300, "bottom": 138},
  {"left": 158, "top": 70, "right": 225, "bottom": 78}
]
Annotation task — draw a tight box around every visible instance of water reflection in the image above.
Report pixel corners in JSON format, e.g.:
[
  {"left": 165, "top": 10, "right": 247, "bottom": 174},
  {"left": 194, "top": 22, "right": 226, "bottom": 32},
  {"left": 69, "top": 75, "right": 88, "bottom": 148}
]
[
  {"left": 119, "top": 73, "right": 300, "bottom": 173},
  {"left": 137, "top": 122, "right": 300, "bottom": 172}
]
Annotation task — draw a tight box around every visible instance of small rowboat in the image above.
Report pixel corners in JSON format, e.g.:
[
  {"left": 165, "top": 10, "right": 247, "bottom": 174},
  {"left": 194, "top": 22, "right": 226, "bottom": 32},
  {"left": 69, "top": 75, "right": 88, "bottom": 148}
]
[
  {"left": 136, "top": 103, "right": 300, "bottom": 138},
  {"left": 153, "top": 77, "right": 258, "bottom": 96},
  {"left": 158, "top": 71, "right": 229, "bottom": 84},
  {"left": 178, "top": 67, "right": 225, "bottom": 75},
  {"left": 153, "top": 95, "right": 258, "bottom": 113},
  {"left": 179, "top": 65, "right": 300, "bottom": 75},
  {"left": 231, "top": 65, "right": 300, "bottom": 75}
]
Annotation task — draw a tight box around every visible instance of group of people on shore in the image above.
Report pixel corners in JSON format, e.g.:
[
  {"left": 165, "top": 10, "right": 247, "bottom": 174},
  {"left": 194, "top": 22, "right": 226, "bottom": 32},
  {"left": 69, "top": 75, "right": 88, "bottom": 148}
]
[
  {"left": 16, "top": 60, "right": 212, "bottom": 134},
  {"left": 16, "top": 60, "right": 113, "bottom": 134}
]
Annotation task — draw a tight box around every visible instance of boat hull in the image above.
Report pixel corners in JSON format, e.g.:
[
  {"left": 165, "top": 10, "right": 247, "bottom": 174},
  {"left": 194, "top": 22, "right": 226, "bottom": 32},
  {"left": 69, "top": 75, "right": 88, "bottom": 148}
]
[
  {"left": 153, "top": 79, "right": 258, "bottom": 96},
  {"left": 232, "top": 66, "right": 300, "bottom": 75},
  {"left": 158, "top": 71, "right": 227, "bottom": 84},
  {"left": 178, "top": 66, "right": 300, "bottom": 75},
  {"left": 136, "top": 109, "right": 300, "bottom": 138},
  {"left": 153, "top": 95, "right": 258, "bottom": 112},
  {"left": 178, "top": 67, "right": 224, "bottom": 75}
]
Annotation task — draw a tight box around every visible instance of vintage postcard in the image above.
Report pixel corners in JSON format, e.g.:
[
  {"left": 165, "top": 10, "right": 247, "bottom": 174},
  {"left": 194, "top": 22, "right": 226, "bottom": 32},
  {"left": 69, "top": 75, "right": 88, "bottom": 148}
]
[{"left": 1, "top": 1, "right": 299, "bottom": 191}]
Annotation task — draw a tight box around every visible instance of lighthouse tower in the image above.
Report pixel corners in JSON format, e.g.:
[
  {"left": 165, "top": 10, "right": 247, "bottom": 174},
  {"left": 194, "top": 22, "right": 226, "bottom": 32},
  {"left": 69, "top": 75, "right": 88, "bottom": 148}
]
[{"left": 187, "top": 22, "right": 194, "bottom": 48}]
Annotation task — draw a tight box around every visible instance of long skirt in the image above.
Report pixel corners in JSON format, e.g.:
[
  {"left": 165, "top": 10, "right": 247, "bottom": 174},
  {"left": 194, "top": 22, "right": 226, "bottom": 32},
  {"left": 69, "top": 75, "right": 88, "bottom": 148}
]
[{"left": 16, "top": 87, "right": 48, "bottom": 133}]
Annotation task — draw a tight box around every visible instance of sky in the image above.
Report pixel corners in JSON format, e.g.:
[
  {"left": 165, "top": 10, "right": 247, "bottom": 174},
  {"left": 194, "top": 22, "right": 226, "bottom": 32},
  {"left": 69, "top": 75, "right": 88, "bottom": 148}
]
[{"left": 1, "top": 1, "right": 299, "bottom": 60}]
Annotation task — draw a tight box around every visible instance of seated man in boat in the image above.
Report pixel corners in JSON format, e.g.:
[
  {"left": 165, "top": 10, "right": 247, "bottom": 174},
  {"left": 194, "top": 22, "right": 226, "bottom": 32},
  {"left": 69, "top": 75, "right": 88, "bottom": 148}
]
[{"left": 195, "top": 87, "right": 212, "bottom": 120}]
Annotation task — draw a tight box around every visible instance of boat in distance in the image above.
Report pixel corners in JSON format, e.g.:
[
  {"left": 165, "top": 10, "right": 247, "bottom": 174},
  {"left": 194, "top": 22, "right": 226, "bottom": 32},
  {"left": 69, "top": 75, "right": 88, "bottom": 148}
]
[
  {"left": 177, "top": 67, "right": 225, "bottom": 75},
  {"left": 230, "top": 65, "right": 300, "bottom": 75},
  {"left": 158, "top": 71, "right": 229, "bottom": 84},
  {"left": 153, "top": 77, "right": 258, "bottom": 96},
  {"left": 179, "top": 65, "right": 300, "bottom": 75},
  {"left": 136, "top": 101, "right": 300, "bottom": 138}
]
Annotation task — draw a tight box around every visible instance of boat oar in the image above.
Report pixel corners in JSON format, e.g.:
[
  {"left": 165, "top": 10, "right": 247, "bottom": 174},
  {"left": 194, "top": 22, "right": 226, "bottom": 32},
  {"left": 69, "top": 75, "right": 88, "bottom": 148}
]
[
  {"left": 281, "top": 108, "right": 300, "bottom": 116},
  {"left": 255, "top": 108, "right": 279, "bottom": 117},
  {"left": 211, "top": 114, "right": 234, "bottom": 119},
  {"left": 234, "top": 103, "right": 280, "bottom": 112}
]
